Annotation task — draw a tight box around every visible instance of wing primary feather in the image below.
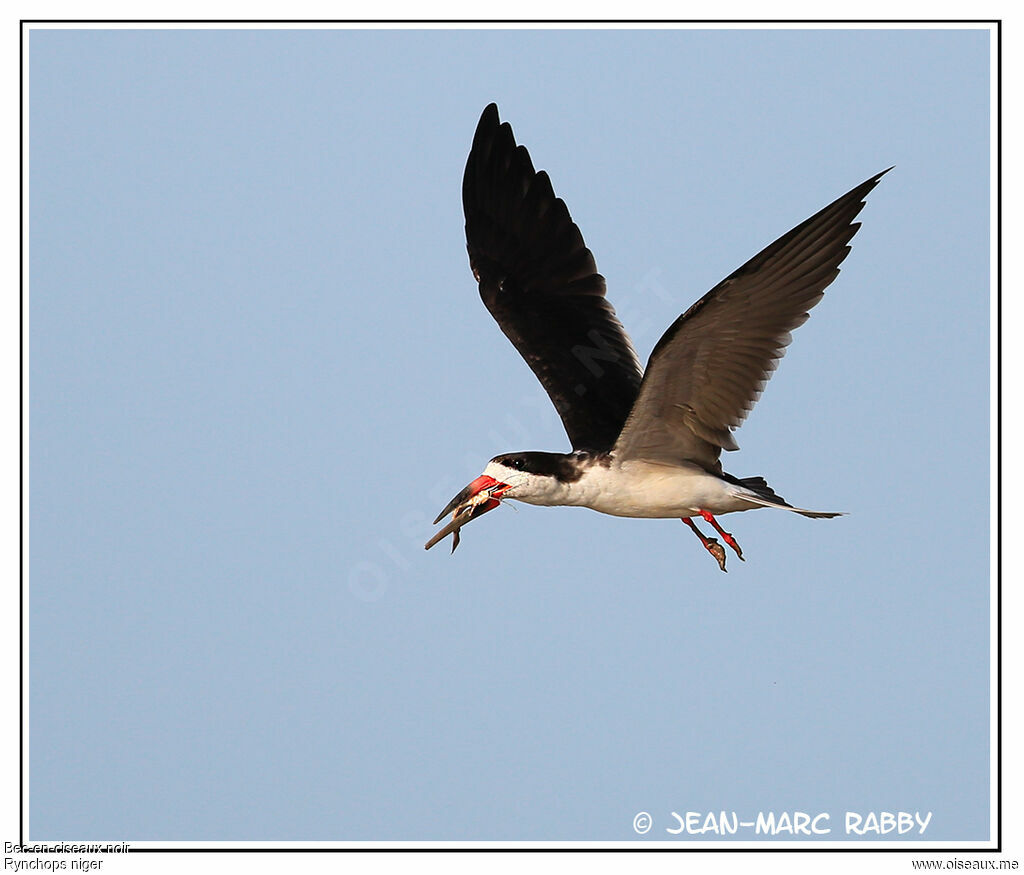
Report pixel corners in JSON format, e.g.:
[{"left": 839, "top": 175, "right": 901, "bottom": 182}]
[
  {"left": 614, "top": 168, "right": 888, "bottom": 469},
  {"left": 462, "top": 104, "right": 643, "bottom": 451}
]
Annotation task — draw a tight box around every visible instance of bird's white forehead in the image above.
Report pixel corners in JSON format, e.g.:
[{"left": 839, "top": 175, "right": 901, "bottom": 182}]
[
  {"left": 482, "top": 459, "right": 534, "bottom": 491},
  {"left": 483, "top": 460, "right": 513, "bottom": 479}
]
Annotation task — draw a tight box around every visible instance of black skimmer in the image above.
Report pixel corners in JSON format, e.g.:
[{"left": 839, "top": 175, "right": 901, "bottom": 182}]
[{"left": 426, "top": 103, "right": 886, "bottom": 571}]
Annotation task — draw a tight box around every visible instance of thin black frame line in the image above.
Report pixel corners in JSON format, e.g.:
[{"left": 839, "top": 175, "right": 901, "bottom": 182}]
[
  {"left": 18, "top": 18, "right": 1004, "bottom": 24},
  {"left": 994, "top": 16, "right": 1003, "bottom": 853},
  {"left": 18, "top": 14, "right": 25, "bottom": 853},
  {"left": 18, "top": 18, "right": 1002, "bottom": 853}
]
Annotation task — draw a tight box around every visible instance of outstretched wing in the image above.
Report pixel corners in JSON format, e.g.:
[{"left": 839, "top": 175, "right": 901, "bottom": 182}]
[
  {"left": 463, "top": 104, "right": 643, "bottom": 452},
  {"left": 614, "top": 169, "right": 888, "bottom": 471}
]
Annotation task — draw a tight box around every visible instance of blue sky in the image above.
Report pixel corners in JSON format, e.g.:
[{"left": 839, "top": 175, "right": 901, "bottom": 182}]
[{"left": 28, "top": 25, "right": 992, "bottom": 843}]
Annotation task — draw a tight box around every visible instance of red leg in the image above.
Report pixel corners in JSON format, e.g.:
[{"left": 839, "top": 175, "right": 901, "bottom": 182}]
[
  {"left": 699, "top": 510, "right": 744, "bottom": 561},
  {"left": 682, "top": 517, "right": 727, "bottom": 572}
]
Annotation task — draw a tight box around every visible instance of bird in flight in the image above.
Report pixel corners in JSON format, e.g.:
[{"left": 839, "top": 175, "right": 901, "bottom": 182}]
[{"left": 426, "top": 103, "right": 886, "bottom": 571}]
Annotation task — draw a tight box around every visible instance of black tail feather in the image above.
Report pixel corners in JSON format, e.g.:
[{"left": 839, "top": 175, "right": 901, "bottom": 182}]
[
  {"left": 724, "top": 474, "right": 792, "bottom": 508},
  {"left": 723, "top": 473, "right": 843, "bottom": 519}
]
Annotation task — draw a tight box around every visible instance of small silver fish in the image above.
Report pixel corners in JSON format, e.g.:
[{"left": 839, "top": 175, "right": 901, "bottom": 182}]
[
  {"left": 424, "top": 481, "right": 505, "bottom": 553},
  {"left": 424, "top": 503, "right": 476, "bottom": 553}
]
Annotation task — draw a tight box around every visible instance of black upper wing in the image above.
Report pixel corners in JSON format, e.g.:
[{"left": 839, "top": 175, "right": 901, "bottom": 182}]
[
  {"left": 462, "top": 104, "right": 643, "bottom": 452},
  {"left": 614, "top": 170, "right": 888, "bottom": 471}
]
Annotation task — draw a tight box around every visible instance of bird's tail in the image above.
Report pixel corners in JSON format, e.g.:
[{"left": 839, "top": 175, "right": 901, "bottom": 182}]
[{"left": 730, "top": 475, "right": 844, "bottom": 519}]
